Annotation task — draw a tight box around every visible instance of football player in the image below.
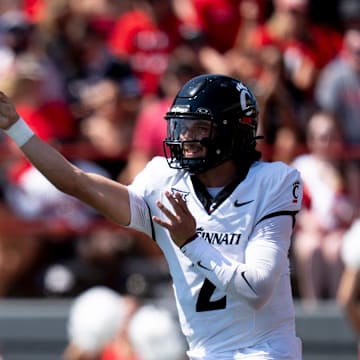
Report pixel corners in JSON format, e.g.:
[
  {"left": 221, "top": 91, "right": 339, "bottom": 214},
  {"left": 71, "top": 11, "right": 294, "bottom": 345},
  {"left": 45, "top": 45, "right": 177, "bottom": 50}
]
[{"left": 0, "top": 74, "right": 303, "bottom": 359}]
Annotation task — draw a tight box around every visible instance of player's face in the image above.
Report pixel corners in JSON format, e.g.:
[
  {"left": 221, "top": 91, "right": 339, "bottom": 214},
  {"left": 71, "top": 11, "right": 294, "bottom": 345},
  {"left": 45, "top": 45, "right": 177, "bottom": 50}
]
[{"left": 169, "top": 118, "right": 212, "bottom": 158}]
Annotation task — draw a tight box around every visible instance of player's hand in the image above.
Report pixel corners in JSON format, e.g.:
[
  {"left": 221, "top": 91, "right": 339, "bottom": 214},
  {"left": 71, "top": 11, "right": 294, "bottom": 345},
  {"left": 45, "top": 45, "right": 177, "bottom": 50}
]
[
  {"left": 0, "top": 92, "right": 20, "bottom": 129},
  {"left": 152, "top": 191, "right": 196, "bottom": 247}
]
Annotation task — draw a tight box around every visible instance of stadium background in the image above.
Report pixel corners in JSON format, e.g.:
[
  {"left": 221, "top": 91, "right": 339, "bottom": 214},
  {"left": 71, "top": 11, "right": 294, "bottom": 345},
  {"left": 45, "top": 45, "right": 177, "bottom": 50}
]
[{"left": 0, "top": 0, "right": 359, "bottom": 359}]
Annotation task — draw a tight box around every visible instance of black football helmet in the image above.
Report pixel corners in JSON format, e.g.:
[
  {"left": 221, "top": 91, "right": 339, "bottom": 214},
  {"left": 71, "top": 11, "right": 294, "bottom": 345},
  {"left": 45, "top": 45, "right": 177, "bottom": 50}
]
[{"left": 163, "top": 74, "right": 261, "bottom": 173}]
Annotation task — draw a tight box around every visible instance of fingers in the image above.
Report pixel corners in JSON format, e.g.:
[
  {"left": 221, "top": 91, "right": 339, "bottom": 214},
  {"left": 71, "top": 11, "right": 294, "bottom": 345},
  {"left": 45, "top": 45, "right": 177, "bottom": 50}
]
[
  {"left": 173, "top": 192, "right": 190, "bottom": 213},
  {"left": 152, "top": 214, "right": 170, "bottom": 229},
  {"left": 156, "top": 197, "right": 178, "bottom": 222},
  {"left": 165, "top": 191, "right": 189, "bottom": 214},
  {"left": 0, "top": 92, "right": 10, "bottom": 105},
  {"left": 153, "top": 191, "right": 196, "bottom": 246},
  {"left": 0, "top": 94, "right": 20, "bottom": 127},
  {"left": 152, "top": 191, "right": 189, "bottom": 227}
]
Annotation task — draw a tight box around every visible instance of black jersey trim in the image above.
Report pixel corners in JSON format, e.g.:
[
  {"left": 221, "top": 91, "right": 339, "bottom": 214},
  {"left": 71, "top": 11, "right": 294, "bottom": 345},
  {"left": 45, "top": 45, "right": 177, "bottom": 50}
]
[
  {"left": 146, "top": 202, "right": 156, "bottom": 241},
  {"left": 191, "top": 165, "right": 250, "bottom": 215},
  {"left": 241, "top": 271, "right": 257, "bottom": 294},
  {"left": 255, "top": 210, "right": 298, "bottom": 228}
]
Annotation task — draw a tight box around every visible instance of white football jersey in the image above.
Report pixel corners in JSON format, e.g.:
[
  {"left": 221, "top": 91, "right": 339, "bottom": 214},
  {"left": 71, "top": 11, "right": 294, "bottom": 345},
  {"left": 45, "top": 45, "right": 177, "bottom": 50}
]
[{"left": 128, "top": 157, "right": 302, "bottom": 359}]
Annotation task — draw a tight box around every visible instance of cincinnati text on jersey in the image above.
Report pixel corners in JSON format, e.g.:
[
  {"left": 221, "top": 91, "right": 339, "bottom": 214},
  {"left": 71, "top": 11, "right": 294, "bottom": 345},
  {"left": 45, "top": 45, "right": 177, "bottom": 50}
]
[{"left": 196, "top": 227, "right": 242, "bottom": 245}]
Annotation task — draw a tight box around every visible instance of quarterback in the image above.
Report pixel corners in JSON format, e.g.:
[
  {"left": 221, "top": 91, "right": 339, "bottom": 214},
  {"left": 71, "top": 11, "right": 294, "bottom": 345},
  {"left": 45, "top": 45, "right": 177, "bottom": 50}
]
[{"left": 0, "top": 74, "right": 302, "bottom": 359}]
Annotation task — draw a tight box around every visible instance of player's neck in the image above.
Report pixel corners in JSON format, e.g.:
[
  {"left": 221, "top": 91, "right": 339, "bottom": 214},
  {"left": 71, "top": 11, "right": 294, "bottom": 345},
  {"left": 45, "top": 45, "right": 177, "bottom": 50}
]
[{"left": 195, "top": 161, "right": 239, "bottom": 187}]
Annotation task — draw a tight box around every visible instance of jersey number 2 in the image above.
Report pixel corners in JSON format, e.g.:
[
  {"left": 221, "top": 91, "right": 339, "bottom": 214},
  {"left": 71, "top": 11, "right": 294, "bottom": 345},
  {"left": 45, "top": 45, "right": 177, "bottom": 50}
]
[{"left": 196, "top": 278, "right": 226, "bottom": 312}]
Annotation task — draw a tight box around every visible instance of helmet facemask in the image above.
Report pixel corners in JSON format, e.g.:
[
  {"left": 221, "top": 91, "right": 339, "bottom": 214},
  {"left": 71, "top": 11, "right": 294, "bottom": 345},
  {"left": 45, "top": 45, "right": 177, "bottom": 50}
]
[
  {"left": 163, "top": 117, "right": 218, "bottom": 173},
  {"left": 164, "top": 115, "right": 253, "bottom": 174}
]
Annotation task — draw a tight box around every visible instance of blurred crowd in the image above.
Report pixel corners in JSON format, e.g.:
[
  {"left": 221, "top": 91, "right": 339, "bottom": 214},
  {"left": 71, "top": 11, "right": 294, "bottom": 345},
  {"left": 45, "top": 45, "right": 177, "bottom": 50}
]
[
  {"left": 1, "top": 0, "right": 360, "bottom": 358},
  {"left": 0, "top": 0, "right": 359, "bottom": 316},
  {"left": 63, "top": 286, "right": 188, "bottom": 360}
]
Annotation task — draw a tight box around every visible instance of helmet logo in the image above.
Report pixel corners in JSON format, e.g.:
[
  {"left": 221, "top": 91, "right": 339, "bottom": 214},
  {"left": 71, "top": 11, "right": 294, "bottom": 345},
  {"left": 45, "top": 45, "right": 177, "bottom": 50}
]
[
  {"left": 236, "top": 82, "right": 256, "bottom": 117},
  {"left": 196, "top": 107, "right": 212, "bottom": 116}
]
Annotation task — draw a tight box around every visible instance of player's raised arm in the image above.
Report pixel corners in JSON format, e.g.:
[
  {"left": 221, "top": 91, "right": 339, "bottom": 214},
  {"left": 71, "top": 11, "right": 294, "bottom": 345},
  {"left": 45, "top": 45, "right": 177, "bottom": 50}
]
[{"left": 0, "top": 91, "right": 131, "bottom": 226}]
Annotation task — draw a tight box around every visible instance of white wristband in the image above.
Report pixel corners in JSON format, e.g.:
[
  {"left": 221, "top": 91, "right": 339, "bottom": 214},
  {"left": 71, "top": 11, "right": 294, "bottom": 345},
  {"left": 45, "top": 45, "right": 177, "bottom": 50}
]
[{"left": 5, "top": 118, "right": 34, "bottom": 147}]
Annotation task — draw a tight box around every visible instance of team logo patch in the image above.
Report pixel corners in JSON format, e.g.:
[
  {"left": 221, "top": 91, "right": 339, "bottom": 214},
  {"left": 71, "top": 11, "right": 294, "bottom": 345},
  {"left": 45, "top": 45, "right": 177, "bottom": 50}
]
[
  {"left": 171, "top": 188, "right": 190, "bottom": 202},
  {"left": 292, "top": 181, "right": 300, "bottom": 203}
]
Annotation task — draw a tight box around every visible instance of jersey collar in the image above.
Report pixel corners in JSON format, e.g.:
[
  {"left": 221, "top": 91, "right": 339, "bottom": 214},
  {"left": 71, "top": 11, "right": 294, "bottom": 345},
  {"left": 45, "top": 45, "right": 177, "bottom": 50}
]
[{"left": 191, "top": 166, "right": 250, "bottom": 214}]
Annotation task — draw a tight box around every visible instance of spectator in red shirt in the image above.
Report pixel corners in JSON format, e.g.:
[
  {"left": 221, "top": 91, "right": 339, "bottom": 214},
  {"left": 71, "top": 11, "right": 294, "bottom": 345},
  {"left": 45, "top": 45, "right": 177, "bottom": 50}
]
[
  {"left": 250, "top": 0, "right": 343, "bottom": 93},
  {"left": 107, "top": 0, "right": 199, "bottom": 96},
  {"left": 191, "top": 0, "right": 265, "bottom": 53},
  {"left": 2, "top": 53, "right": 77, "bottom": 147},
  {"left": 22, "top": 0, "right": 44, "bottom": 22}
]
